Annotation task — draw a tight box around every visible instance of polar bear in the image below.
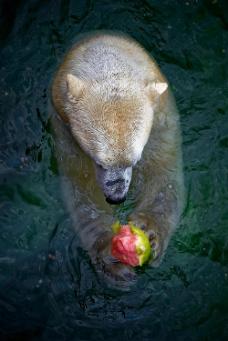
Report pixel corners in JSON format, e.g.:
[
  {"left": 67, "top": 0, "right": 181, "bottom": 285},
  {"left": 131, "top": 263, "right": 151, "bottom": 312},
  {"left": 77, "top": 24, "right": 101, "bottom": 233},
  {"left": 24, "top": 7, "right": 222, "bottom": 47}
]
[{"left": 51, "top": 31, "right": 184, "bottom": 285}]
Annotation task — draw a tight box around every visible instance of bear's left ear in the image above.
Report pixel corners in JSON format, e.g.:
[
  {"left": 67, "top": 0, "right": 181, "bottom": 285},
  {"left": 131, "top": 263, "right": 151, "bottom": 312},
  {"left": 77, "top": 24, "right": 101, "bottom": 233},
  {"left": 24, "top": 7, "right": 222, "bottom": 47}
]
[
  {"left": 146, "top": 81, "right": 168, "bottom": 95},
  {"left": 66, "top": 74, "right": 85, "bottom": 99}
]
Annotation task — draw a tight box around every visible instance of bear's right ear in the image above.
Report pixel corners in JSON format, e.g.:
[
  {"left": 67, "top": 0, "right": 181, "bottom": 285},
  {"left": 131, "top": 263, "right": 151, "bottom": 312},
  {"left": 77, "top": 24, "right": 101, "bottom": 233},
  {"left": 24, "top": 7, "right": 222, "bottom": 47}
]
[
  {"left": 146, "top": 81, "right": 168, "bottom": 96},
  {"left": 66, "top": 74, "right": 85, "bottom": 99}
]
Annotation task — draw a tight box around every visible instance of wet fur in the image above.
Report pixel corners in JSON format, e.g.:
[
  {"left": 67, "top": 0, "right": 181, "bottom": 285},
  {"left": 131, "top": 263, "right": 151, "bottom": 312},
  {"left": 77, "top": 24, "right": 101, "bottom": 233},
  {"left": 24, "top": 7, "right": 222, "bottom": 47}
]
[{"left": 51, "top": 31, "right": 184, "bottom": 287}]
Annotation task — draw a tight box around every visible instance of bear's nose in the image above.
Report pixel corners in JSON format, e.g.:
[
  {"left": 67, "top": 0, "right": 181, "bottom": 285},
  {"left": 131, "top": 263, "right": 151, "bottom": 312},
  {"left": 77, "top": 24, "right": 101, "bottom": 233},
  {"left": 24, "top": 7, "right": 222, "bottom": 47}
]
[
  {"left": 106, "top": 196, "right": 126, "bottom": 205},
  {"left": 105, "top": 178, "right": 125, "bottom": 187}
]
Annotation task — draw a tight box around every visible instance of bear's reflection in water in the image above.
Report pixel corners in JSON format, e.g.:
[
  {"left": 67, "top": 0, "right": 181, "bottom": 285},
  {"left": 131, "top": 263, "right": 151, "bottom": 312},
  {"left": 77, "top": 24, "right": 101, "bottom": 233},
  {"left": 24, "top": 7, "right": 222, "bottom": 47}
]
[{"left": 51, "top": 32, "right": 184, "bottom": 288}]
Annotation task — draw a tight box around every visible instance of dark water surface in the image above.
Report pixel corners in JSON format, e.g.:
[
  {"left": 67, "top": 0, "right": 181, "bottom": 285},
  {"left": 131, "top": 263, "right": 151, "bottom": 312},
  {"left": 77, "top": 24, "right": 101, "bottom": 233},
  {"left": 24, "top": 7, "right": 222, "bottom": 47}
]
[{"left": 0, "top": 0, "right": 228, "bottom": 340}]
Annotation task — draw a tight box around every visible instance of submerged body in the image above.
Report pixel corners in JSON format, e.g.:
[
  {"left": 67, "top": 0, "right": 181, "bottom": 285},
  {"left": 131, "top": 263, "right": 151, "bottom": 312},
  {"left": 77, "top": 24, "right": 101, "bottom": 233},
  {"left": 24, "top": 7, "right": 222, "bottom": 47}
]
[{"left": 51, "top": 31, "right": 184, "bottom": 285}]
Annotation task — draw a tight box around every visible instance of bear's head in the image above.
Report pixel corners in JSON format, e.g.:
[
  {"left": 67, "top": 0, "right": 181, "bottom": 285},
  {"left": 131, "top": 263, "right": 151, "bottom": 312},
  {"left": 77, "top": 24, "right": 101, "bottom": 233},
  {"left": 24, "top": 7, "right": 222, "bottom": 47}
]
[{"left": 64, "top": 74, "right": 167, "bottom": 204}]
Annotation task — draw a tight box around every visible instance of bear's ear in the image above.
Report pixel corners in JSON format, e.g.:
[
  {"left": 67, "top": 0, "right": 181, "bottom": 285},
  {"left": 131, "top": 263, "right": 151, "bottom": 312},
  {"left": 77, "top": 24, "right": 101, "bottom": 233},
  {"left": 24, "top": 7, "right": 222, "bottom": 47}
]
[
  {"left": 146, "top": 81, "right": 168, "bottom": 95},
  {"left": 66, "top": 74, "right": 85, "bottom": 99}
]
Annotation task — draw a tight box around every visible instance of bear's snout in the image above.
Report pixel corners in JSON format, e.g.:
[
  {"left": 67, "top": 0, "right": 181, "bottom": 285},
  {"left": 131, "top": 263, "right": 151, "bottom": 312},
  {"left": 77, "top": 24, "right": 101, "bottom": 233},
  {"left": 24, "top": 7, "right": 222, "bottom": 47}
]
[
  {"left": 104, "top": 177, "right": 128, "bottom": 204},
  {"left": 95, "top": 164, "right": 132, "bottom": 205}
]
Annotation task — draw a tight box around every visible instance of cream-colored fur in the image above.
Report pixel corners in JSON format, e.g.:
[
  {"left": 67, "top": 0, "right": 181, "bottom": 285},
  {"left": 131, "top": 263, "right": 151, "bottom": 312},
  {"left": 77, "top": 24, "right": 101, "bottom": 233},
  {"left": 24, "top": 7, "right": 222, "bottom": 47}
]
[
  {"left": 51, "top": 31, "right": 184, "bottom": 287},
  {"left": 52, "top": 33, "right": 168, "bottom": 165}
]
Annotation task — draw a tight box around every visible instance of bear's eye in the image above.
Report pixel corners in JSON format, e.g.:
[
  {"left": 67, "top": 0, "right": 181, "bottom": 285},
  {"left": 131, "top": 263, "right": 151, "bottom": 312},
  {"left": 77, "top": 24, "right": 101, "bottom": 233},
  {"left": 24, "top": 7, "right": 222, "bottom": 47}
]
[
  {"left": 96, "top": 162, "right": 107, "bottom": 170},
  {"left": 95, "top": 160, "right": 108, "bottom": 171}
]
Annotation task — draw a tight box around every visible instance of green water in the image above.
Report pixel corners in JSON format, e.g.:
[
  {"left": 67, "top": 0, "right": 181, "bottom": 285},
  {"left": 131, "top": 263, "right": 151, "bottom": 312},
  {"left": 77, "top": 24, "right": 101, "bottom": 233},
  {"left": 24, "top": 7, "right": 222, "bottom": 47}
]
[{"left": 0, "top": 0, "right": 228, "bottom": 340}]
